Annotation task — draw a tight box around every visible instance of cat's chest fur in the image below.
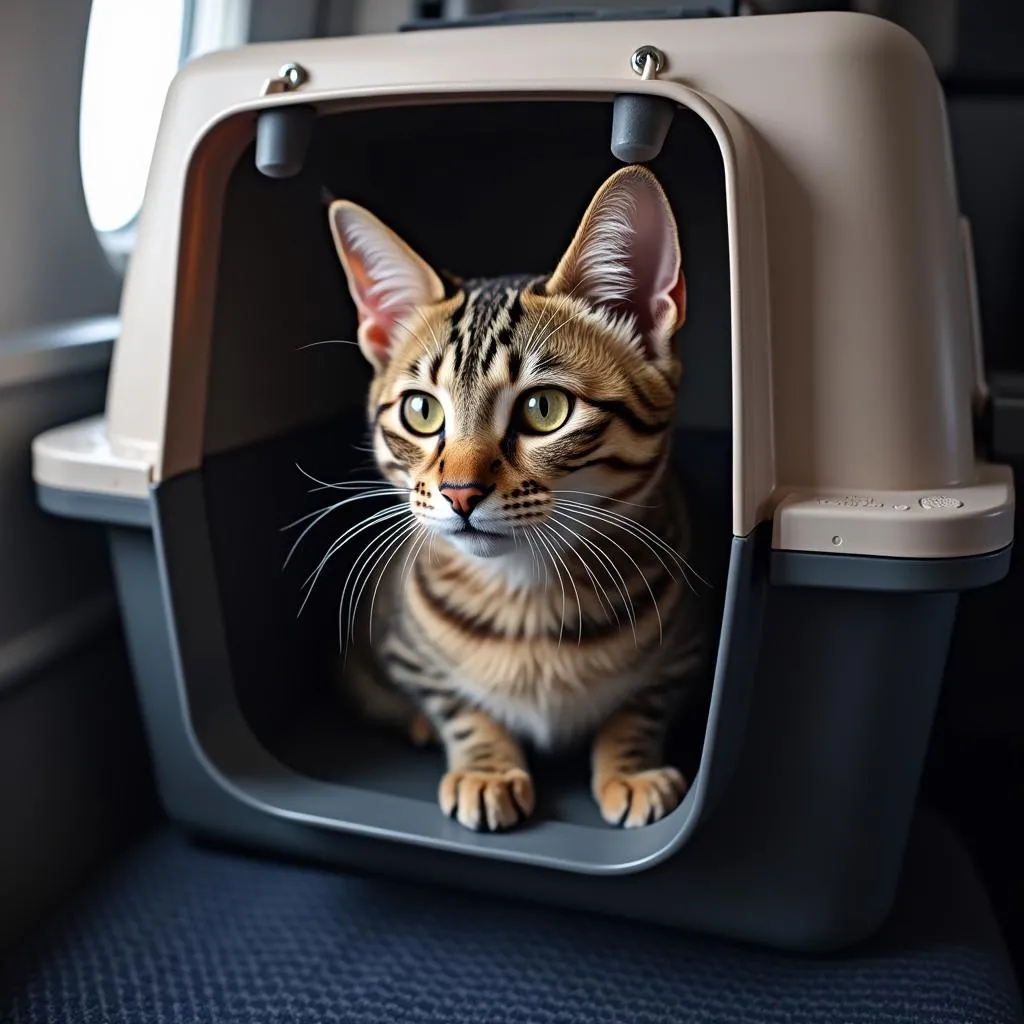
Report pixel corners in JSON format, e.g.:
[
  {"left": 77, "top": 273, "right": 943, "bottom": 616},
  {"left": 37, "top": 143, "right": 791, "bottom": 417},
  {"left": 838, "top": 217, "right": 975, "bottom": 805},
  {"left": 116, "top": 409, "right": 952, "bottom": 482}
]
[{"left": 388, "top": 544, "right": 686, "bottom": 749}]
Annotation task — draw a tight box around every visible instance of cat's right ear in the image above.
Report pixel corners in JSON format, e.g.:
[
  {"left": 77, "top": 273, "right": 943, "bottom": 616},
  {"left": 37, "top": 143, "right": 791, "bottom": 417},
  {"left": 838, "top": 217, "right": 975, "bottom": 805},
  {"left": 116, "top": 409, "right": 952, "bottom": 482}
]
[
  {"left": 546, "top": 166, "right": 685, "bottom": 362},
  {"left": 328, "top": 200, "right": 445, "bottom": 372}
]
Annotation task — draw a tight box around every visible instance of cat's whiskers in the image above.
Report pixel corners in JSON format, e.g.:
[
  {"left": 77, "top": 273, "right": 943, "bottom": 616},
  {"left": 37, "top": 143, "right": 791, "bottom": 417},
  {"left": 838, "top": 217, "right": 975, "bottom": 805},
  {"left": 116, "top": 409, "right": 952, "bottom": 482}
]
[
  {"left": 345, "top": 517, "right": 419, "bottom": 633},
  {"left": 305, "top": 481, "right": 406, "bottom": 496},
  {"left": 522, "top": 280, "right": 584, "bottom": 360},
  {"left": 393, "top": 315, "right": 435, "bottom": 361},
  {"left": 295, "top": 338, "right": 360, "bottom": 351},
  {"left": 555, "top": 500, "right": 678, "bottom": 584},
  {"left": 413, "top": 306, "right": 445, "bottom": 362},
  {"left": 297, "top": 505, "right": 410, "bottom": 612},
  {"left": 553, "top": 487, "right": 656, "bottom": 509},
  {"left": 339, "top": 519, "right": 410, "bottom": 655},
  {"left": 552, "top": 512, "right": 655, "bottom": 647},
  {"left": 536, "top": 524, "right": 584, "bottom": 647},
  {"left": 549, "top": 507, "right": 664, "bottom": 646},
  {"left": 544, "top": 520, "right": 630, "bottom": 638},
  {"left": 305, "top": 484, "right": 401, "bottom": 500},
  {"left": 530, "top": 281, "right": 589, "bottom": 352},
  {"left": 541, "top": 517, "right": 621, "bottom": 630},
  {"left": 523, "top": 303, "right": 569, "bottom": 364},
  {"left": 341, "top": 457, "right": 382, "bottom": 476},
  {"left": 348, "top": 523, "right": 412, "bottom": 642},
  {"left": 397, "top": 524, "right": 430, "bottom": 601},
  {"left": 521, "top": 526, "right": 547, "bottom": 588},
  {"left": 296, "top": 464, "right": 402, "bottom": 493},
  {"left": 530, "top": 306, "right": 592, "bottom": 358},
  {"left": 508, "top": 528, "right": 536, "bottom": 586},
  {"left": 557, "top": 499, "right": 709, "bottom": 592},
  {"left": 366, "top": 524, "right": 427, "bottom": 644},
  {"left": 300, "top": 504, "right": 407, "bottom": 575},
  {"left": 339, "top": 517, "right": 419, "bottom": 644},
  {"left": 286, "top": 485, "right": 402, "bottom": 527},
  {"left": 282, "top": 491, "right": 407, "bottom": 569},
  {"left": 532, "top": 524, "right": 565, "bottom": 643}
]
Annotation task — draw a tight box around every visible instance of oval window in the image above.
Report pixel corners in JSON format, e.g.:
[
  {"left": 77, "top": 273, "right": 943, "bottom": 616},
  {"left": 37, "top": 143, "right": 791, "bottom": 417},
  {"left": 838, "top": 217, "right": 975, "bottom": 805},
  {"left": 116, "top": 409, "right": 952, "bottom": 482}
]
[{"left": 79, "top": 0, "right": 190, "bottom": 237}]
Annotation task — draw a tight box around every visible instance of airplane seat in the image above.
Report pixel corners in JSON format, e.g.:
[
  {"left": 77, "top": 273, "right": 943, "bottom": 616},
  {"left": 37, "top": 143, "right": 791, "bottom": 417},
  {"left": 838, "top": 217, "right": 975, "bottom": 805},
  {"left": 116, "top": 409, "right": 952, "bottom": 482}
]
[{"left": 1, "top": 809, "right": 1021, "bottom": 1024}]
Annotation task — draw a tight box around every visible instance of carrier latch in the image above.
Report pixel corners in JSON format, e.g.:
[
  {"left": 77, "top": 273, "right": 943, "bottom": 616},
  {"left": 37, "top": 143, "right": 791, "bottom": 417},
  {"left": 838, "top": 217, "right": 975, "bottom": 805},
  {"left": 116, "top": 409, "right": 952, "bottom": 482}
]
[{"left": 611, "top": 45, "right": 675, "bottom": 164}]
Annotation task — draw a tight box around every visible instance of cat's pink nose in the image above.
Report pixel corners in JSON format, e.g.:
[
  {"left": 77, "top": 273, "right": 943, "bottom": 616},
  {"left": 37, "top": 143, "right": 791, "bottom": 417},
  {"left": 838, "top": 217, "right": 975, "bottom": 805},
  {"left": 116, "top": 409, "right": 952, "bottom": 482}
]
[{"left": 439, "top": 483, "right": 491, "bottom": 520}]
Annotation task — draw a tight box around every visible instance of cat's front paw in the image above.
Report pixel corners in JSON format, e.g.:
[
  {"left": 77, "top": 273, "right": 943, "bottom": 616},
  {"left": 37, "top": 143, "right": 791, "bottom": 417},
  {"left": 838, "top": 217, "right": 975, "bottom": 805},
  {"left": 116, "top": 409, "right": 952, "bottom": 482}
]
[
  {"left": 595, "top": 767, "right": 688, "bottom": 828},
  {"left": 439, "top": 767, "right": 535, "bottom": 832}
]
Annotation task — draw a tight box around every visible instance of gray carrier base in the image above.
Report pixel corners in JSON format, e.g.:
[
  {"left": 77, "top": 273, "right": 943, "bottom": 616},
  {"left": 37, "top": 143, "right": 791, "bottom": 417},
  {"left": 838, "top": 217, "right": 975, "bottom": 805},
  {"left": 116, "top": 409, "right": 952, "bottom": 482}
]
[{"left": 40, "top": 476, "right": 1004, "bottom": 951}]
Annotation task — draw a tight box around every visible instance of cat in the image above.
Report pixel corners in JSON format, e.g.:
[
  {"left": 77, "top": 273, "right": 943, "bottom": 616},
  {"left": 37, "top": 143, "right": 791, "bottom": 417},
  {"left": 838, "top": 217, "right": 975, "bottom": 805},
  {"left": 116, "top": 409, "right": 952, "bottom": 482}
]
[{"left": 326, "top": 165, "right": 706, "bottom": 832}]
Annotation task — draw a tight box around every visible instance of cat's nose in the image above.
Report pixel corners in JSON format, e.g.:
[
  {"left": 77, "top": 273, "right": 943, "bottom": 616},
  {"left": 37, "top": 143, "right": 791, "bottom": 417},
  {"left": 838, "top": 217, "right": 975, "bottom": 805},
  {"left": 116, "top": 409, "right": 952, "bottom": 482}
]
[{"left": 439, "top": 482, "right": 492, "bottom": 520}]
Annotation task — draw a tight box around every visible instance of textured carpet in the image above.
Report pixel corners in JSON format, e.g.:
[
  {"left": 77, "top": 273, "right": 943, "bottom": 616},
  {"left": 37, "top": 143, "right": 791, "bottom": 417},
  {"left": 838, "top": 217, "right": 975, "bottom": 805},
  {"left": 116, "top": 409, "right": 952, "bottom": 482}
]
[{"left": 2, "top": 814, "right": 1021, "bottom": 1024}]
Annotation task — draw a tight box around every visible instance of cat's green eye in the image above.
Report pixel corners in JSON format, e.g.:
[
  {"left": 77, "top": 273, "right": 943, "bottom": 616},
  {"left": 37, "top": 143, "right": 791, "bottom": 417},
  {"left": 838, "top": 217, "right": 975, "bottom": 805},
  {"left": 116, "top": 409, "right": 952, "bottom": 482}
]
[
  {"left": 519, "top": 388, "right": 573, "bottom": 434},
  {"left": 401, "top": 392, "right": 445, "bottom": 436}
]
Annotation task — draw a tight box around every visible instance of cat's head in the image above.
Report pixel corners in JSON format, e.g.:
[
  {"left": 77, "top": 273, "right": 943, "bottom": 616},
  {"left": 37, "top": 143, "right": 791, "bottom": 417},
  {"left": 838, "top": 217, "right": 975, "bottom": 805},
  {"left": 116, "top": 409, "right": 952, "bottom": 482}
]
[{"left": 328, "top": 165, "right": 686, "bottom": 560}]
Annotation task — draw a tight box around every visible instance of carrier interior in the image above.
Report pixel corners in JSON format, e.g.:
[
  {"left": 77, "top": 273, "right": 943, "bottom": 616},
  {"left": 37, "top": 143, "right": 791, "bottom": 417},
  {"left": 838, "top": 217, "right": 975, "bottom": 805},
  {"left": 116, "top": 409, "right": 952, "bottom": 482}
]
[{"left": 196, "top": 98, "right": 734, "bottom": 841}]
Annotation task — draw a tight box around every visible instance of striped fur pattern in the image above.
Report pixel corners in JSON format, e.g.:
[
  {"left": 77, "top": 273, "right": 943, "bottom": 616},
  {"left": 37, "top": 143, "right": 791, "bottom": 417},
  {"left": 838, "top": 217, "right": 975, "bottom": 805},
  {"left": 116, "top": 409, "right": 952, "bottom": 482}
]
[{"left": 327, "top": 166, "right": 706, "bottom": 831}]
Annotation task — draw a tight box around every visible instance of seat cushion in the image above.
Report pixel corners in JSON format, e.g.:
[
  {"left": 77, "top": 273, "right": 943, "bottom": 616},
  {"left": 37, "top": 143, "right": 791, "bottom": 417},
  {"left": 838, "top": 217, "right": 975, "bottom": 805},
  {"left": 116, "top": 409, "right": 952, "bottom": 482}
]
[{"left": 2, "top": 811, "right": 1021, "bottom": 1024}]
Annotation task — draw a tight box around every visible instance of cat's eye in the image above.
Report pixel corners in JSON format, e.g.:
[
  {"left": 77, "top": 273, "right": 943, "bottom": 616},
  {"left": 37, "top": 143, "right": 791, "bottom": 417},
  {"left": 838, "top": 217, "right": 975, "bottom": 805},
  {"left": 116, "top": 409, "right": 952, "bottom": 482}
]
[
  {"left": 400, "top": 392, "right": 445, "bottom": 436},
  {"left": 518, "top": 388, "right": 573, "bottom": 434}
]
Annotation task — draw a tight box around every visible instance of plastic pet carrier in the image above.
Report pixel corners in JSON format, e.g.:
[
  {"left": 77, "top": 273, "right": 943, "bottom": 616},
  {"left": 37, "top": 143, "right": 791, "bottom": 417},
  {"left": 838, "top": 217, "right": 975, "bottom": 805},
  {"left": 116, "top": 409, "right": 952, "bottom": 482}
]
[{"left": 33, "top": 12, "right": 1014, "bottom": 951}]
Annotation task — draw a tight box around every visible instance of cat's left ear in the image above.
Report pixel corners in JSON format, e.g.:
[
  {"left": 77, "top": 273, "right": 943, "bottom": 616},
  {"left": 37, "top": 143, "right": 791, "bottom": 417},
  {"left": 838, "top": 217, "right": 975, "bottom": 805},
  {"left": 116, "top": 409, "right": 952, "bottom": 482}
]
[
  {"left": 547, "top": 166, "right": 686, "bottom": 361},
  {"left": 328, "top": 200, "right": 446, "bottom": 372}
]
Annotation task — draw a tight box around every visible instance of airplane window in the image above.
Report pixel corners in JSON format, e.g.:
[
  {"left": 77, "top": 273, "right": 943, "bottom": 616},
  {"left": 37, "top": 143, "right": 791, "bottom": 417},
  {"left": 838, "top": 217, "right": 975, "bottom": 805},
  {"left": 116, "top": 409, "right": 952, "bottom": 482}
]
[{"left": 79, "top": 0, "right": 191, "bottom": 239}]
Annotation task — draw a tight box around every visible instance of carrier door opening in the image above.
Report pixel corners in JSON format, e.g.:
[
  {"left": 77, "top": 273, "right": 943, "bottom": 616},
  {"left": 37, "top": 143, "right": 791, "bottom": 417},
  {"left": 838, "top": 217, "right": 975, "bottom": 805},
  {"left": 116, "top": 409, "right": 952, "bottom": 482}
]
[{"left": 196, "top": 98, "right": 734, "bottom": 861}]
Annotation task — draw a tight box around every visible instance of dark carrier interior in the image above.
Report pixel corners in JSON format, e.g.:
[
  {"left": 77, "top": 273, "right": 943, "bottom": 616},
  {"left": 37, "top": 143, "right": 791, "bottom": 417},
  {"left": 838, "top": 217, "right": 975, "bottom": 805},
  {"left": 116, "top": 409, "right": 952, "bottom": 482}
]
[{"left": 196, "top": 98, "right": 734, "bottom": 837}]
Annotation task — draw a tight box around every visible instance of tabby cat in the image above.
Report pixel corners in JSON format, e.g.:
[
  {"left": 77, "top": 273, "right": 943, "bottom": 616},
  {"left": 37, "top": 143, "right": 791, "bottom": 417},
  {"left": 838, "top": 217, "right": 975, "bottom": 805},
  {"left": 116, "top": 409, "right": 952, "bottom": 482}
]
[{"left": 326, "top": 165, "right": 705, "bottom": 831}]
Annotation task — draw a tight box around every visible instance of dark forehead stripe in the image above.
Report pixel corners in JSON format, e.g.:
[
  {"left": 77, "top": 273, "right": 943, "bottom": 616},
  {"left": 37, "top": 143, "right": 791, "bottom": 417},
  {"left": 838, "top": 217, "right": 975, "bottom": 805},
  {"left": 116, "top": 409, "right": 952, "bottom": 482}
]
[
  {"left": 460, "top": 279, "right": 514, "bottom": 379},
  {"left": 441, "top": 275, "right": 537, "bottom": 383},
  {"left": 428, "top": 348, "right": 445, "bottom": 384},
  {"left": 480, "top": 290, "right": 525, "bottom": 376},
  {"left": 506, "top": 347, "right": 522, "bottom": 384},
  {"left": 464, "top": 278, "right": 531, "bottom": 313},
  {"left": 495, "top": 291, "right": 523, "bottom": 345},
  {"left": 449, "top": 291, "right": 471, "bottom": 376}
]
